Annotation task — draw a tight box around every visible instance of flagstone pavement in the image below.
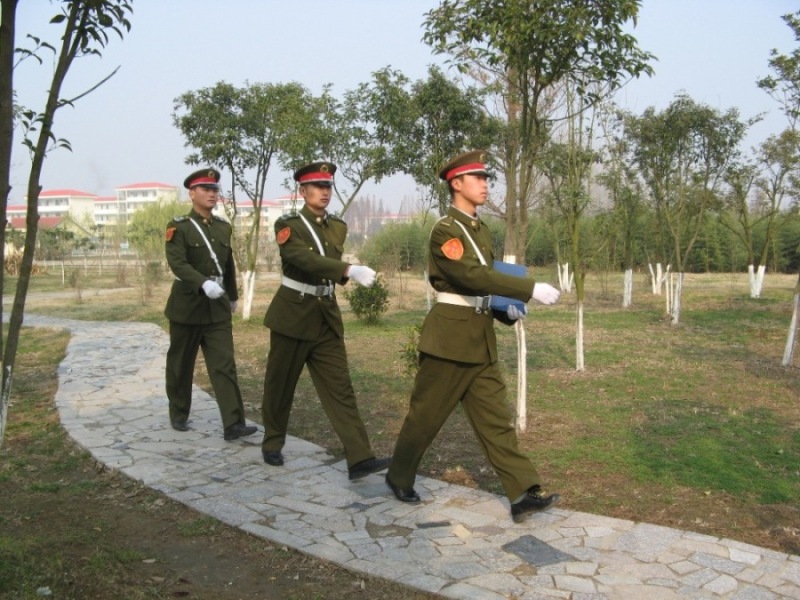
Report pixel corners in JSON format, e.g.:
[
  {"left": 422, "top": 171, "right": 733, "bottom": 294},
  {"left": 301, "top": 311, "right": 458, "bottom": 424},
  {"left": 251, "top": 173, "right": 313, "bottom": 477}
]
[{"left": 18, "top": 314, "right": 800, "bottom": 599}]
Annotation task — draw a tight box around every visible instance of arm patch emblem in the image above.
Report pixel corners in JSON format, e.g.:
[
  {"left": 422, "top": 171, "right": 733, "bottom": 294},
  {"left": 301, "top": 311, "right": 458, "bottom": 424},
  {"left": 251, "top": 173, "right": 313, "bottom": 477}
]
[
  {"left": 276, "top": 226, "right": 291, "bottom": 245},
  {"left": 165, "top": 227, "right": 176, "bottom": 242},
  {"left": 442, "top": 238, "right": 464, "bottom": 260}
]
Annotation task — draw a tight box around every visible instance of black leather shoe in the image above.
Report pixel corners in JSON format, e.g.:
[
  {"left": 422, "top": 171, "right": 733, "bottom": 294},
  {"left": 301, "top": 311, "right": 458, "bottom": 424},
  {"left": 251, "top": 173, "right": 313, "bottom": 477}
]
[
  {"left": 385, "top": 474, "right": 421, "bottom": 503},
  {"left": 262, "top": 451, "right": 284, "bottom": 466},
  {"left": 348, "top": 456, "right": 391, "bottom": 480},
  {"left": 223, "top": 422, "right": 258, "bottom": 441},
  {"left": 171, "top": 420, "right": 189, "bottom": 432},
  {"left": 510, "top": 485, "right": 560, "bottom": 523}
]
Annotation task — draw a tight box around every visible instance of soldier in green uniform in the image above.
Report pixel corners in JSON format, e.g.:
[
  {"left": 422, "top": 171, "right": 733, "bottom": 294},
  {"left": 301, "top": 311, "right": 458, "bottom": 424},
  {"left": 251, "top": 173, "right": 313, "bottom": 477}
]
[
  {"left": 385, "top": 150, "right": 562, "bottom": 523},
  {"left": 260, "top": 161, "right": 391, "bottom": 481},
  {"left": 164, "top": 167, "right": 257, "bottom": 441}
]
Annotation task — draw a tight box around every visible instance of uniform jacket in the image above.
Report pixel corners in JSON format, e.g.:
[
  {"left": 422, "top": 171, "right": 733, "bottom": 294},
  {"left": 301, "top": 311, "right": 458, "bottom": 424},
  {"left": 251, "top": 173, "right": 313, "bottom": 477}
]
[
  {"left": 264, "top": 204, "right": 350, "bottom": 340},
  {"left": 164, "top": 209, "right": 238, "bottom": 324},
  {"left": 419, "top": 206, "right": 535, "bottom": 364}
]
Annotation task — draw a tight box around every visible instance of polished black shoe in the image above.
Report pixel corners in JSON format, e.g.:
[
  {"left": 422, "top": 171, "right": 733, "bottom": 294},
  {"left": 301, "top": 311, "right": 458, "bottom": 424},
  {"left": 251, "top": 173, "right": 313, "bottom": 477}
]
[
  {"left": 510, "top": 485, "right": 560, "bottom": 523},
  {"left": 262, "top": 450, "right": 284, "bottom": 466},
  {"left": 171, "top": 420, "right": 189, "bottom": 432},
  {"left": 385, "top": 474, "right": 421, "bottom": 503},
  {"left": 223, "top": 422, "right": 258, "bottom": 441},
  {"left": 348, "top": 456, "right": 392, "bottom": 481}
]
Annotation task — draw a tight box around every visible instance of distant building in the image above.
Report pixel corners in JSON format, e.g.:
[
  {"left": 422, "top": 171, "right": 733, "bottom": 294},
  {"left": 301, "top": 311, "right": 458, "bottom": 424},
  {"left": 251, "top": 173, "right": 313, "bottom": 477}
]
[
  {"left": 215, "top": 194, "right": 297, "bottom": 237},
  {"left": 6, "top": 189, "right": 98, "bottom": 227},
  {"left": 106, "top": 182, "right": 180, "bottom": 225}
]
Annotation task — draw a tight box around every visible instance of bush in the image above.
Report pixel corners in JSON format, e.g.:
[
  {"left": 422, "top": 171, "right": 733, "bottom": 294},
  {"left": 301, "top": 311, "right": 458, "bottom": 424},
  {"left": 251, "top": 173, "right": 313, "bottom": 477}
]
[{"left": 344, "top": 274, "right": 389, "bottom": 324}]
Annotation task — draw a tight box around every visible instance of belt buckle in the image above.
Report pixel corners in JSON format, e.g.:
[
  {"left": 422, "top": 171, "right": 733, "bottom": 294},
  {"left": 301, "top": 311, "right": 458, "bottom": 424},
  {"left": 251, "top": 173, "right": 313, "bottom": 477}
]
[
  {"left": 315, "top": 285, "right": 328, "bottom": 297},
  {"left": 475, "top": 295, "right": 490, "bottom": 314}
]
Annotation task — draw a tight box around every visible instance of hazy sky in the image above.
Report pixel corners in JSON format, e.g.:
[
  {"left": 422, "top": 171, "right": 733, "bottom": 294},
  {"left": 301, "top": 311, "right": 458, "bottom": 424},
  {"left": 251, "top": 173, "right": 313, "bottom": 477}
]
[{"left": 9, "top": 1, "right": 798, "bottom": 209}]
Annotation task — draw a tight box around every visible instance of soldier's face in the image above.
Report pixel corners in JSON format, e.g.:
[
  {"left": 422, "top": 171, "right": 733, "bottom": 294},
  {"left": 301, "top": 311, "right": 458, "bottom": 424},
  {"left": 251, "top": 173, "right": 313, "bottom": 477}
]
[
  {"left": 452, "top": 174, "right": 488, "bottom": 210},
  {"left": 190, "top": 185, "right": 219, "bottom": 214},
  {"left": 300, "top": 182, "right": 332, "bottom": 215}
]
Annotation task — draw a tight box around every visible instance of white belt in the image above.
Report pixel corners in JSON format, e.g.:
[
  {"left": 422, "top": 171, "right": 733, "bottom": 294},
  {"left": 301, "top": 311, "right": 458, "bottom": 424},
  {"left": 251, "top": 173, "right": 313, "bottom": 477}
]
[
  {"left": 436, "top": 292, "right": 491, "bottom": 313},
  {"left": 281, "top": 276, "right": 333, "bottom": 297}
]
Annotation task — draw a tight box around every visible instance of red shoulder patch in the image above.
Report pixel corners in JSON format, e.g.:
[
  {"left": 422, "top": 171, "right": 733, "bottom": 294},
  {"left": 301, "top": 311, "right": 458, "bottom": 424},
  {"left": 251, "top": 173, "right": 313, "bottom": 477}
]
[
  {"left": 165, "top": 227, "right": 176, "bottom": 242},
  {"left": 441, "top": 238, "right": 464, "bottom": 260},
  {"left": 276, "top": 226, "right": 291, "bottom": 245}
]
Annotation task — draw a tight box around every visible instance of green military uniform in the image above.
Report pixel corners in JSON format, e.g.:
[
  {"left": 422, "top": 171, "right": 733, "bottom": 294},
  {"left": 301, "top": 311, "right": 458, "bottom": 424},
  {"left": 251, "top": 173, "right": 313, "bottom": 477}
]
[
  {"left": 164, "top": 207, "right": 246, "bottom": 430},
  {"left": 386, "top": 203, "right": 542, "bottom": 503},
  {"left": 260, "top": 199, "right": 375, "bottom": 467}
]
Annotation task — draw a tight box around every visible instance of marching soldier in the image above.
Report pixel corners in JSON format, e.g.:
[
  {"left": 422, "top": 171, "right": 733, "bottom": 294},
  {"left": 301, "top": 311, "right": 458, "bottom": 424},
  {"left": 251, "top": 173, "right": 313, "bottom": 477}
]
[
  {"left": 260, "top": 160, "right": 391, "bottom": 480},
  {"left": 164, "top": 167, "right": 257, "bottom": 441},
  {"left": 385, "top": 150, "right": 562, "bottom": 523}
]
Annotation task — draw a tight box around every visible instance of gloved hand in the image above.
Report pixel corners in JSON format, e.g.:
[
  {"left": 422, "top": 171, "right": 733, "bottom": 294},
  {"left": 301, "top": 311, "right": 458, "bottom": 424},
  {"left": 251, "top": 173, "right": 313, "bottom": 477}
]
[
  {"left": 532, "top": 282, "right": 559, "bottom": 305},
  {"left": 348, "top": 265, "right": 377, "bottom": 287},
  {"left": 202, "top": 280, "right": 225, "bottom": 299},
  {"left": 230, "top": 301, "right": 238, "bottom": 313},
  {"left": 507, "top": 304, "right": 527, "bottom": 320}
]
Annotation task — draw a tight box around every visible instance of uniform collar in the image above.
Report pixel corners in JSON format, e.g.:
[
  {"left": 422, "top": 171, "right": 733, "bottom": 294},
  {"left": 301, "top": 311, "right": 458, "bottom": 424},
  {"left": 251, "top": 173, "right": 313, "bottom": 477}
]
[
  {"left": 300, "top": 204, "right": 327, "bottom": 225},
  {"left": 448, "top": 206, "right": 480, "bottom": 230},
  {"left": 189, "top": 209, "right": 213, "bottom": 225}
]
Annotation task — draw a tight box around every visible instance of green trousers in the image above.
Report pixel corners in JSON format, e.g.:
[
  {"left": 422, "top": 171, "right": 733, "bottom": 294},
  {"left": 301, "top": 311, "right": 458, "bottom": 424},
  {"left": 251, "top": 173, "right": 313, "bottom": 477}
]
[
  {"left": 166, "top": 320, "right": 245, "bottom": 429},
  {"left": 261, "top": 325, "right": 374, "bottom": 468},
  {"left": 387, "top": 353, "right": 541, "bottom": 502}
]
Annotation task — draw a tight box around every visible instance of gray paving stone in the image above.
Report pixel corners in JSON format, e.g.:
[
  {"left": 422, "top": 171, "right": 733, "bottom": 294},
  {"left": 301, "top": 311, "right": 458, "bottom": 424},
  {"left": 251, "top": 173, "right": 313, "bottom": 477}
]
[{"left": 16, "top": 313, "right": 800, "bottom": 600}]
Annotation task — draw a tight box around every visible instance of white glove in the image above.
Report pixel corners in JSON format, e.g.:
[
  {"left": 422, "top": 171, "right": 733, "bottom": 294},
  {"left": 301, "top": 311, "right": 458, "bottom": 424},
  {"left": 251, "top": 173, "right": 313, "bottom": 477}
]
[
  {"left": 532, "top": 282, "right": 559, "bottom": 305},
  {"left": 348, "top": 265, "right": 377, "bottom": 287},
  {"left": 202, "top": 280, "right": 225, "bottom": 299},
  {"left": 230, "top": 301, "right": 238, "bottom": 313},
  {"left": 507, "top": 304, "right": 527, "bottom": 320}
]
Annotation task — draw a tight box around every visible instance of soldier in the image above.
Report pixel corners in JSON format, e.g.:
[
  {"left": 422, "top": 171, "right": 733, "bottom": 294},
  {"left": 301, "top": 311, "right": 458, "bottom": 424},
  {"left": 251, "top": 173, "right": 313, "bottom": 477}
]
[
  {"left": 164, "top": 167, "right": 257, "bottom": 441},
  {"left": 260, "top": 161, "right": 391, "bottom": 481},
  {"left": 384, "top": 150, "right": 562, "bottom": 523}
]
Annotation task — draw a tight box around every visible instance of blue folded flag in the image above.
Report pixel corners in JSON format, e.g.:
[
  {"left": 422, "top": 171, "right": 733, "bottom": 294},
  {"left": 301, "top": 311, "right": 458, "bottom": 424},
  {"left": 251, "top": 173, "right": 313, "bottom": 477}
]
[{"left": 490, "top": 260, "right": 527, "bottom": 313}]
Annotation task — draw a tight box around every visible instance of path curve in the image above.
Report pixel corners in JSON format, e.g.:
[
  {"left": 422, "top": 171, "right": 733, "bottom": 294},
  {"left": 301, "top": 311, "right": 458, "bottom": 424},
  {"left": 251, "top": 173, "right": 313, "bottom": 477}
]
[{"left": 21, "top": 314, "right": 800, "bottom": 599}]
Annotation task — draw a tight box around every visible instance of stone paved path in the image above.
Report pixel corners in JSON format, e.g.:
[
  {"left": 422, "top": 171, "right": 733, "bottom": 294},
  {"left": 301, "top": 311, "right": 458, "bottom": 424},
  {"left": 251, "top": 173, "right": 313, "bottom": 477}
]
[{"left": 21, "top": 314, "right": 800, "bottom": 599}]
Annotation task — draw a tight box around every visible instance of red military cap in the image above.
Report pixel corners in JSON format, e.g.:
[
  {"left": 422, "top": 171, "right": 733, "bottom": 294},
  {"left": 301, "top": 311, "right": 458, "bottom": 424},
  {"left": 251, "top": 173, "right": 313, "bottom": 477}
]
[
  {"left": 183, "top": 167, "right": 221, "bottom": 189},
  {"left": 293, "top": 161, "right": 336, "bottom": 186},
  {"left": 439, "top": 150, "right": 489, "bottom": 182}
]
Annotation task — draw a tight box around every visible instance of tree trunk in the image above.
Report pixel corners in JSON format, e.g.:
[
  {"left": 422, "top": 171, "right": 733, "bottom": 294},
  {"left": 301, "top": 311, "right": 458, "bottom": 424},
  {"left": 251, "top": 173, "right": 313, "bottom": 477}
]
[
  {"left": 514, "top": 320, "right": 527, "bottom": 433},
  {"left": 558, "top": 262, "right": 573, "bottom": 293},
  {"left": 241, "top": 269, "right": 256, "bottom": 321},
  {"left": 782, "top": 275, "right": 800, "bottom": 367},
  {"left": 671, "top": 272, "right": 683, "bottom": 325},
  {"left": 748, "top": 264, "right": 766, "bottom": 299},
  {"left": 622, "top": 268, "right": 633, "bottom": 308},
  {"left": 575, "top": 300, "right": 585, "bottom": 371}
]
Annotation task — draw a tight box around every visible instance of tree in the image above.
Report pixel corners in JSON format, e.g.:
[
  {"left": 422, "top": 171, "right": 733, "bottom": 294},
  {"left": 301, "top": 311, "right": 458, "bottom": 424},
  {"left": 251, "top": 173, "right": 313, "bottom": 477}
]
[
  {"left": 399, "top": 65, "right": 499, "bottom": 217},
  {"left": 423, "top": 0, "right": 654, "bottom": 263},
  {"left": 625, "top": 94, "right": 747, "bottom": 324},
  {"left": 127, "top": 199, "right": 187, "bottom": 260},
  {"left": 596, "top": 103, "right": 646, "bottom": 307},
  {"left": 0, "top": 0, "right": 132, "bottom": 445},
  {"left": 539, "top": 83, "right": 601, "bottom": 371},
  {"left": 173, "top": 81, "right": 319, "bottom": 320}
]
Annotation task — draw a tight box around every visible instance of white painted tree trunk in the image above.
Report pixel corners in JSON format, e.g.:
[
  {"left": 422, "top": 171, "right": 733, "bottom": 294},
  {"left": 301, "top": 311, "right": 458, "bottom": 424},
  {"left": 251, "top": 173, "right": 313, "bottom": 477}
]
[
  {"left": 781, "top": 289, "right": 799, "bottom": 366},
  {"left": 240, "top": 269, "right": 256, "bottom": 321},
  {"left": 665, "top": 271, "right": 673, "bottom": 316},
  {"left": 748, "top": 264, "right": 766, "bottom": 299},
  {"left": 558, "top": 262, "right": 573, "bottom": 293},
  {"left": 502, "top": 254, "right": 528, "bottom": 433},
  {"left": 515, "top": 320, "right": 528, "bottom": 433},
  {"left": 622, "top": 268, "right": 633, "bottom": 308},
  {"left": 576, "top": 300, "right": 585, "bottom": 371},
  {"left": 670, "top": 272, "right": 683, "bottom": 325},
  {"left": 648, "top": 262, "right": 670, "bottom": 295}
]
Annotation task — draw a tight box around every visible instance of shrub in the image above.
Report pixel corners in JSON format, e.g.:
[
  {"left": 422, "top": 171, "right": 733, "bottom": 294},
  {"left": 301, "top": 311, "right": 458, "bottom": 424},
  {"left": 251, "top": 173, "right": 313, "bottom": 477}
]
[{"left": 344, "top": 274, "right": 389, "bottom": 324}]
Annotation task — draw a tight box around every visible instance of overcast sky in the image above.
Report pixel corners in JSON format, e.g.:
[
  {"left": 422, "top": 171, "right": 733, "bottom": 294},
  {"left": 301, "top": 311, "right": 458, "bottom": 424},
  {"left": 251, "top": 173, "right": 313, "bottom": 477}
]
[{"left": 9, "top": 0, "right": 798, "bottom": 209}]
